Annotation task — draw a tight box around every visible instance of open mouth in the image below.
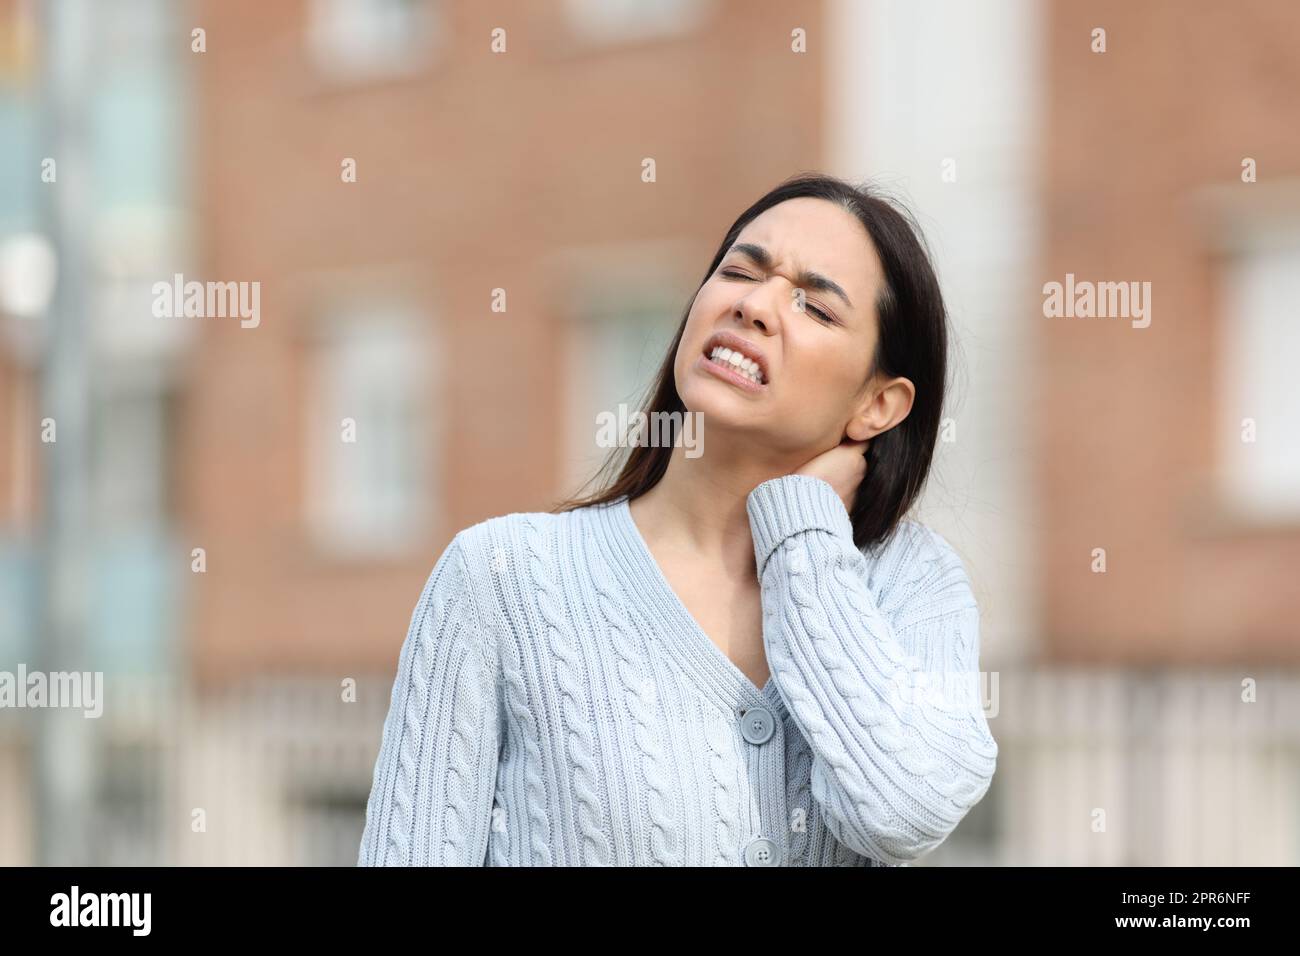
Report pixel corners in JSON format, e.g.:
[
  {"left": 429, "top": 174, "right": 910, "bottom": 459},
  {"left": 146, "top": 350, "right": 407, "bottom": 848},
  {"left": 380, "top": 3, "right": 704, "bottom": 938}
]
[{"left": 703, "top": 344, "right": 767, "bottom": 386}]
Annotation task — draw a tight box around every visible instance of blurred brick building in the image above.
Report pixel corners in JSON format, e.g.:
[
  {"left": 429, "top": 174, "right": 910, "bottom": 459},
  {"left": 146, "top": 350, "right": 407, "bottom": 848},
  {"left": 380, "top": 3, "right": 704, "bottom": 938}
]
[
  {"left": 1038, "top": 1, "right": 1300, "bottom": 665},
  {"left": 184, "top": 0, "right": 827, "bottom": 685}
]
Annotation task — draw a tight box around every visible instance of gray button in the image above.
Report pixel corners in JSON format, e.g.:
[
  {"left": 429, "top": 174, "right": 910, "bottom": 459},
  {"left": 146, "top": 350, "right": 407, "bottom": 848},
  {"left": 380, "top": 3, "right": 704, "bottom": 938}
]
[
  {"left": 743, "top": 836, "right": 782, "bottom": 867},
  {"left": 739, "top": 705, "right": 775, "bottom": 745}
]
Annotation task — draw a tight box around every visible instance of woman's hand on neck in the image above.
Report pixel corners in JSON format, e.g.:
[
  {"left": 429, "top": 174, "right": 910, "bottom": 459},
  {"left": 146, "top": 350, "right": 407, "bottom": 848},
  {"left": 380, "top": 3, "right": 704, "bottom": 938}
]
[{"left": 628, "top": 432, "right": 807, "bottom": 578}]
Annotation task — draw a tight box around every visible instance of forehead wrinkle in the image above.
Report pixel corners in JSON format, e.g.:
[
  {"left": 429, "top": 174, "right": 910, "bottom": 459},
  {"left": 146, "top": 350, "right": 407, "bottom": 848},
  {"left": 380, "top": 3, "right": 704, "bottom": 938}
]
[{"left": 728, "top": 241, "right": 854, "bottom": 310}]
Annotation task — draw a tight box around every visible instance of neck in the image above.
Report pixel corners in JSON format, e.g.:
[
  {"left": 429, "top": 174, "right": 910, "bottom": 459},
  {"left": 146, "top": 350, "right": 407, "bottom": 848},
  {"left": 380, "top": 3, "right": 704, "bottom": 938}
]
[{"left": 627, "top": 432, "right": 802, "bottom": 579}]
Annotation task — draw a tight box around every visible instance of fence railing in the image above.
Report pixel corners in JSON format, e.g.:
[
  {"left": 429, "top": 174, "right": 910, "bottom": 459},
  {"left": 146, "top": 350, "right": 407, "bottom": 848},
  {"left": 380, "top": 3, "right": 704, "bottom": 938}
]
[{"left": 2, "top": 668, "right": 1297, "bottom": 865}]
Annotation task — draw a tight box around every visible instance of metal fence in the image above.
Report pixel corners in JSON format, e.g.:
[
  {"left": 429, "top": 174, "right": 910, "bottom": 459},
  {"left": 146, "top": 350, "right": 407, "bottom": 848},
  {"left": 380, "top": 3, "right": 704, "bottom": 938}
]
[{"left": 2, "top": 668, "right": 1297, "bottom": 866}]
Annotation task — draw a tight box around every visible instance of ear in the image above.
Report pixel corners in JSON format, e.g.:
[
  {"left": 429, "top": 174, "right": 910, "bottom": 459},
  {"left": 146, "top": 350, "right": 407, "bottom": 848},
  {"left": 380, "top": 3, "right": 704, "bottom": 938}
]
[{"left": 845, "top": 375, "right": 915, "bottom": 441}]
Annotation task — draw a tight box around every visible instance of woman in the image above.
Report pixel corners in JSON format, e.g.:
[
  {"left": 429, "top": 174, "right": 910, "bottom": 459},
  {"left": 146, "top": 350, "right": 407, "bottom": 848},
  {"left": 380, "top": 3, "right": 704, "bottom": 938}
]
[{"left": 357, "top": 172, "right": 997, "bottom": 867}]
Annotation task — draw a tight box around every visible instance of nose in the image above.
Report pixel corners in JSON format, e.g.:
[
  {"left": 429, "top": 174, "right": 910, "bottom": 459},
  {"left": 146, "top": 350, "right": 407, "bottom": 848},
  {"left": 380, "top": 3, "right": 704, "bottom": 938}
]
[{"left": 734, "top": 278, "right": 782, "bottom": 334}]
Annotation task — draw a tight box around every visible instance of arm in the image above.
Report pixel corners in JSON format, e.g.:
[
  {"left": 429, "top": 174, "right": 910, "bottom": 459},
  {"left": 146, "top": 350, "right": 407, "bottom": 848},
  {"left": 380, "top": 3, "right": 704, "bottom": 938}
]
[
  {"left": 747, "top": 475, "right": 997, "bottom": 866},
  {"left": 357, "top": 533, "right": 501, "bottom": 866}
]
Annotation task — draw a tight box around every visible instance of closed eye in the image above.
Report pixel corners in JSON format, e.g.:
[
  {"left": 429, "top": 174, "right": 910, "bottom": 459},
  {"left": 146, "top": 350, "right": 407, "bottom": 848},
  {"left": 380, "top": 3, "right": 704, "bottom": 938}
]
[{"left": 719, "top": 269, "right": 837, "bottom": 324}]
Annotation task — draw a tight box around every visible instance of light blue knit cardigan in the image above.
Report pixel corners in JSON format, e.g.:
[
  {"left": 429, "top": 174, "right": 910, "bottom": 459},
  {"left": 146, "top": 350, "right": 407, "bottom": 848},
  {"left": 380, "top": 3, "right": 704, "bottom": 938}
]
[{"left": 358, "top": 474, "right": 997, "bottom": 866}]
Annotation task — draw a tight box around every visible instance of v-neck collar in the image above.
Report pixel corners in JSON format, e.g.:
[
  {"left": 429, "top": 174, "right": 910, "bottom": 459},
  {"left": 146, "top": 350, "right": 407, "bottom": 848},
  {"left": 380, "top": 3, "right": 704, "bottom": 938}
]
[{"left": 600, "top": 494, "right": 788, "bottom": 721}]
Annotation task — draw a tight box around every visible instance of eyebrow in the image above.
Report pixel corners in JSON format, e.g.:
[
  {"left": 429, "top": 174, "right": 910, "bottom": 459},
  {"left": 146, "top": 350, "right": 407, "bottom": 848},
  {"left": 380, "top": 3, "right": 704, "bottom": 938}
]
[{"left": 726, "top": 242, "right": 854, "bottom": 309}]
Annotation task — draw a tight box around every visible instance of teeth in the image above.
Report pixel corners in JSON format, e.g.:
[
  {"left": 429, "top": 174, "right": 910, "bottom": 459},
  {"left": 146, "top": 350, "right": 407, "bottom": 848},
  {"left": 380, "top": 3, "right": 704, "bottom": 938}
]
[{"left": 708, "top": 345, "right": 764, "bottom": 385}]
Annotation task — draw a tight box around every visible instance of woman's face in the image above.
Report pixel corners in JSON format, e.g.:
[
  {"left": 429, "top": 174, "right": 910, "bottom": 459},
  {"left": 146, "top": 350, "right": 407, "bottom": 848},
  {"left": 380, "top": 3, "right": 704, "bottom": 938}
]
[{"left": 675, "top": 196, "right": 902, "bottom": 457}]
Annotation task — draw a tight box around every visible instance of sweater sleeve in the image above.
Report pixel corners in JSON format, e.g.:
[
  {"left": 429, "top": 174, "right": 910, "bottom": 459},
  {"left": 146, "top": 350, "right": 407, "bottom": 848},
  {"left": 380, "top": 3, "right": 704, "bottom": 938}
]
[
  {"left": 746, "top": 474, "right": 997, "bottom": 866},
  {"left": 357, "top": 533, "right": 502, "bottom": 866}
]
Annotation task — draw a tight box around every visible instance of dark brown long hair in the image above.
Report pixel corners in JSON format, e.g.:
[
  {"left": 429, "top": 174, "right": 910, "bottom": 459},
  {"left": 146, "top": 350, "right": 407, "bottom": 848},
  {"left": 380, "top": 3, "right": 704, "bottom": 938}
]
[{"left": 552, "top": 172, "right": 952, "bottom": 554}]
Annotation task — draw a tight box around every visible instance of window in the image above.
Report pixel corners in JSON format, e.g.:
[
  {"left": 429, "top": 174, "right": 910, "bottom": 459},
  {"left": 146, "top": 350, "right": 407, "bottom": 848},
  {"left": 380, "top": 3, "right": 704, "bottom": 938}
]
[
  {"left": 562, "top": 0, "right": 713, "bottom": 45},
  {"left": 86, "top": 374, "right": 179, "bottom": 676},
  {"left": 560, "top": 290, "right": 680, "bottom": 498},
  {"left": 1217, "top": 227, "right": 1300, "bottom": 521},
  {"left": 306, "top": 0, "right": 440, "bottom": 82},
  {"left": 89, "top": 375, "right": 174, "bottom": 532},
  {"left": 0, "top": 540, "right": 35, "bottom": 666},
  {"left": 305, "top": 313, "right": 434, "bottom": 558}
]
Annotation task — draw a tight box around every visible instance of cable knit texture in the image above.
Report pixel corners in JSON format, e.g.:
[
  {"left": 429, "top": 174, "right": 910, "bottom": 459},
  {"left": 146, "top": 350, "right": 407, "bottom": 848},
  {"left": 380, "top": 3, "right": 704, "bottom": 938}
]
[{"left": 357, "top": 474, "right": 997, "bottom": 866}]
